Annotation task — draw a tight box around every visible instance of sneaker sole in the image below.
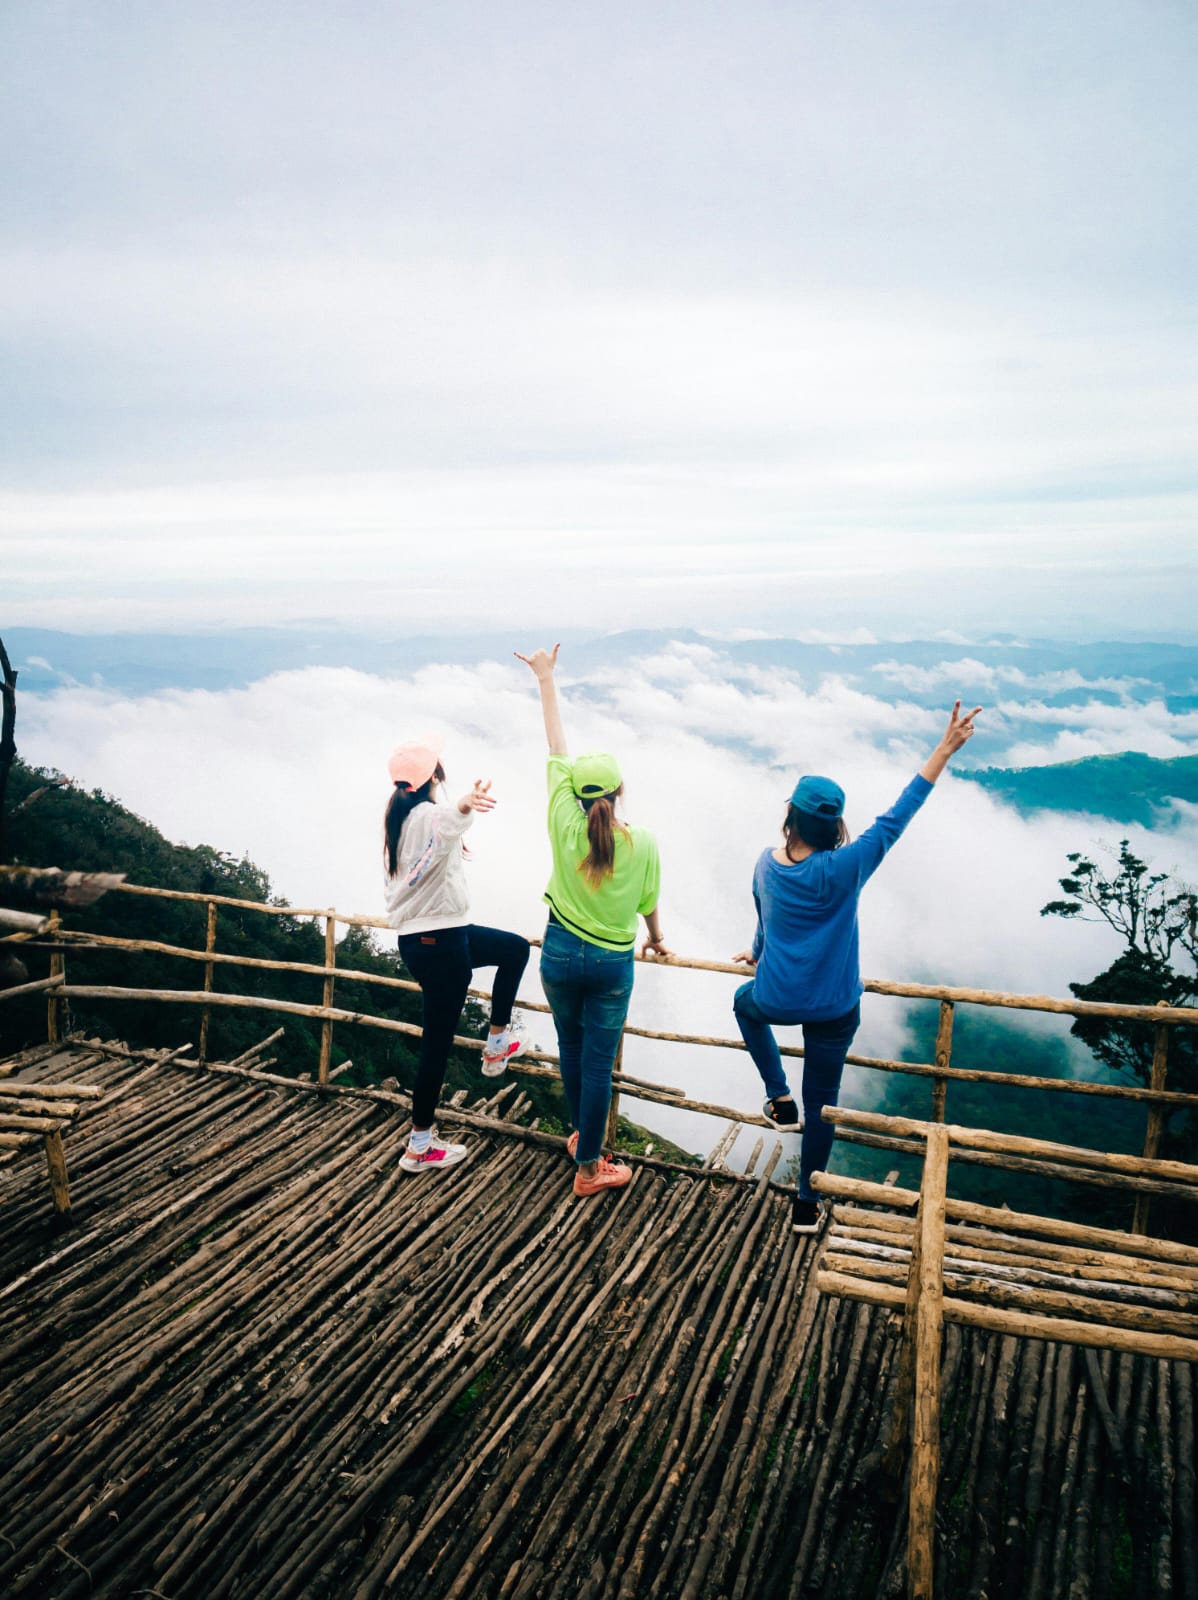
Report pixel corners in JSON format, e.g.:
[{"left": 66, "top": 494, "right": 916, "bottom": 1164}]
[{"left": 480, "top": 1039, "right": 526, "bottom": 1078}]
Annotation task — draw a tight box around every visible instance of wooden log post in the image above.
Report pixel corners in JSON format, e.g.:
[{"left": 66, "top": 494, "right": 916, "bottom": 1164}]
[
  {"left": 1133, "top": 1023, "right": 1171, "bottom": 1236},
  {"left": 198, "top": 900, "right": 218, "bottom": 1065},
  {"left": 931, "top": 1001, "right": 953, "bottom": 1124},
  {"left": 605, "top": 1030, "right": 625, "bottom": 1149},
  {"left": 909, "top": 1122, "right": 950, "bottom": 1600},
  {"left": 318, "top": 910, "right": 337, "bottom": 1086},
  {"left": 43, "top": 1127, "right": 71, "bottom": 1220},
  {"left": 46, "top": 911, "right": 63, "bottom": 1043}
]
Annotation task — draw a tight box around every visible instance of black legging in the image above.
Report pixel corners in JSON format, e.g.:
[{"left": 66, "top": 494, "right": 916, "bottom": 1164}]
[{"left": 397, "top": 923, "right": 531, "bottom": 1127}]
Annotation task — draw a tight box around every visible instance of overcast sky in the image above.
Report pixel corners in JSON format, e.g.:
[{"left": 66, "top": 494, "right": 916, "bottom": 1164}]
[{"left": 3, "top": 1, "right": 1196, "bottom": 637}]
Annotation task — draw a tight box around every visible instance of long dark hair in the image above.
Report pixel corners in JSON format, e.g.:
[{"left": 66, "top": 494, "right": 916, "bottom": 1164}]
[
  {"left": 781, "top": 804, "right": 849, "bottom": 860},
  {"left": 383, "top": 762, "right": 446, "bottom": 877},
  {"left": 579, "top": 785, "right": 630, "bottom": 886}
]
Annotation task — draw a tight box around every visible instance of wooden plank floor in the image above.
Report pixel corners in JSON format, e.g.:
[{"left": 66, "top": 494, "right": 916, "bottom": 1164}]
[{"left": 0, "top": 1042, "right": 1193, "bottom": 1600}]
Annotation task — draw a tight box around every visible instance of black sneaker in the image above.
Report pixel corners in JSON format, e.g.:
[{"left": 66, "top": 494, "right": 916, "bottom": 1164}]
[
  {"left": 792, "top": 1198, "right": 822, "bottom": 1234},
  {"left": 762, "top": 1096, "right": 799, "bottom": 1129}
]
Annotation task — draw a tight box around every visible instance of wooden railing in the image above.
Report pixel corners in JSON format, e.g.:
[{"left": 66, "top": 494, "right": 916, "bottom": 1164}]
[{"left": 6, "top": 877, "right": 1198, "bottom": 1230}]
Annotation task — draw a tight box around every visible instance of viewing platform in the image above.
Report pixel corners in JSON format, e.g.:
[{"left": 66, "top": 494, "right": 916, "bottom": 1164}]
[{"left": 3, "top": 878, "right": 1198, "bottom": 1597}]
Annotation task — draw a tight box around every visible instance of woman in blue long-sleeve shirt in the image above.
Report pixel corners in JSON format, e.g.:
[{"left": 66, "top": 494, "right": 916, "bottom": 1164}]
[{"left": 731, "top": 701, "right": 981, "bottom": 1231}]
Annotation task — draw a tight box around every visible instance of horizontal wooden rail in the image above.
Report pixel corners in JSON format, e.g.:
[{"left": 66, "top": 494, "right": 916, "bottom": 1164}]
[
  {"left": 0, "top": 973, "right": 64, "bottom": 1004},
  {"left": 93, "top": 880, "right": 1198, "bottom": 1028},
  {"left": 53, "top": 984, "right": 779, "bottom": 1131},
  {"left": 16, "top": 875, "right": 1198, "bottom": 1219},
  {"left": 825, "top": 1106, "right": 1198, "bottom": 1186},
  {"left": 814, "top": 1271, "right": 1198, "bottom": 1361},
  {"left": 21, "top": 925, "right": 1198, "bottom": 1114}
]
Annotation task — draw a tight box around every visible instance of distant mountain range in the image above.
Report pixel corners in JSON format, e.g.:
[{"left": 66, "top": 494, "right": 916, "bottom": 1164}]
[
  {"left": 960, "top": 752, "right": 1198, "bottom": 827},
  {"left": 6, "top": 627, "right": 1197, "bottom": 793}
]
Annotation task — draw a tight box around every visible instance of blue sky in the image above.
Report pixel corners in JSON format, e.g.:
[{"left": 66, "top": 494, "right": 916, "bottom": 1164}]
[{"left": 3, "top": 1, "right": 1196, "bottom": 636}]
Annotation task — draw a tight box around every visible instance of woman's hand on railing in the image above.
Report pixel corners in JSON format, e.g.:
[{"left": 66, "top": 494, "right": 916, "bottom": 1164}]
[
  {"left": 641, "top": 934, "right": 674, "bottom": 960},
  {"left": 458, "top": 779, "right": 497, "bottom": 815},
  {"left": 730, "top": 950, "right": 757, "bottom": 967}
]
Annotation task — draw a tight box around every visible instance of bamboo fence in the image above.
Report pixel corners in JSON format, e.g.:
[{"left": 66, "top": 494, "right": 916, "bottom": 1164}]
[
  {"left": 6, "top": 876, "right": 1198, "bottom": 1231},
  {"left": 812, "top": 1108, "right": 1198, "bottom": 1599}
]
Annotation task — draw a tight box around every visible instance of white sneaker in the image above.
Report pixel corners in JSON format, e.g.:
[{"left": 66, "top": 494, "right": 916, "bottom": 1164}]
[
  {"left": 399, "top": 1138, "right": 468, "bottom": 1173},
  {"left": 481, "top": 1028, "right": 526, "bottom": 1078}
]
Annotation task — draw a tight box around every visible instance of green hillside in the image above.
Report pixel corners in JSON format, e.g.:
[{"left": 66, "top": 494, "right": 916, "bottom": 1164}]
[{"left": 961, "top": 751, "right": 1198, "bottom": 825}]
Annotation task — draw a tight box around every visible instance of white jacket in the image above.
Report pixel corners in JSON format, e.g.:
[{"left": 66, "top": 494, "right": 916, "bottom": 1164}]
[{"left": 383, "top": 800, "right": 474, "bottom": 935}]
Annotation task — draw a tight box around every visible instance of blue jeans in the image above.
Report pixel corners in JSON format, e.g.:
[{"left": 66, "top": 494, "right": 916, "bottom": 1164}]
[
  {"left": 734, "top": 982, "right": 860, "bottom": 1202},
  {"left": 539, "top": 921, "right": 635, "bottom": 1165}
]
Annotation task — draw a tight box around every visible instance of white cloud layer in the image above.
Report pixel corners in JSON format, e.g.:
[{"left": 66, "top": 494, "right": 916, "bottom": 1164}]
[{"left": 18, "top": 647, "right": 1197, "bottom": 1155}]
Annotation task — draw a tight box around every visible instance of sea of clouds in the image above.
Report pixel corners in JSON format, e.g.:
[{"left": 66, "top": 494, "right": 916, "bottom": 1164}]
[{"left": 17, "top": 640, "right": 1198, "bottom": 1157}]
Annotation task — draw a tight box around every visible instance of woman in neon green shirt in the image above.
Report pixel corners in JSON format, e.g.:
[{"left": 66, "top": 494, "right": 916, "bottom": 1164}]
[{"left": 517, "top": 644, "right": 669, "bottom": 1197}]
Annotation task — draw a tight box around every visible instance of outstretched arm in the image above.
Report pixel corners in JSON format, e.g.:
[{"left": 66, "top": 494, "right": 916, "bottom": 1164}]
[
  {"left": 920, "top": 700, "right": 982, "bottom": 784},
  {"left": 515, "top": 644, "right": 567, "bottom": 756}
]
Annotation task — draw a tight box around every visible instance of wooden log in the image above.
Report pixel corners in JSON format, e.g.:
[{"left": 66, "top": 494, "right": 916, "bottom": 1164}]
[
  {"left": 89, "top": 879, "right": 1198, "bottom": 1022},
  {"left": 704, "top": 1120, "right": 741, "bottom": 1170},
  {"left": 0, "top": 1111, "right": 70, "bottom": 1133},
  {"left": 224, "top": 1028, "right": 286, "bottom": 1069},
  {"left": 862, "top": 975, "right": 1198, "bottom": 1027},
  {"left": 940, "top": 1196, "right": 1198, "bottom": 1267},
  {"left": 824, "top": 1105, "right": 1198, "bottom": 1187},
  {"left": 829, "top": 1218, "right": 1198, "bottom": 1292},
  {"left": 831, "top": 1125, "right": 1198, "bottom": 1206},
  {"left": 43, "top": 1128, "right": 71, "bottom": 1218},
  {"left": 0, "top": 1079, "right": 102, "bottom": 1102},
  {"left": 0, "top": 1095, "right": 81, "bottom": 1119},
  {"left": 931, "top": 1000, "right": 953, "bottom": 1124},
  {"left": 908, "top": 1122, "right": 949, "bottom": 1600},
  {"left": 0, "top": 866, "right": 124, "bottom": 910},
  {"left": 815, "top": 1272, "right": 1198, "bottom": 1361},
  {"left": 822, "top": 1253, "right": 1198, "bottom": 1336},
  {"left": 0, "top": 973, "right": 64, "bottom": 1004},
  {"left": 46, "top": 912, "right": 63, "bottom": 1043},
  {"left": 318, "top": 911, "right": 337, "bottom": 1086},
  {"left": 199, "top": 900, "right": 218, "bottom": 1065},
  {"left": 604, "top": 1031, "right": 624, "bottom": 1149},
  {"left": 812, "top": 1171, "right": 920, "bottom": 1209},
  {"left": 1132, "top": 1023, "right": 1171, "bottom": 1236},
  {"left": 0, "top": 907, "right": 49, "bottom": 933}
]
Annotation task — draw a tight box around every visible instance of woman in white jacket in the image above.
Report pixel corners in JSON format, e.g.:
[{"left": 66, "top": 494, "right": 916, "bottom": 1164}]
[{"left": 383, "top": 737, "right": 530, "bottom": 1172}]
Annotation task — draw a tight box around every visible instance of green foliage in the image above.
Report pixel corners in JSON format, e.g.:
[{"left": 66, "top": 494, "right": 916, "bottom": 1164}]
[
  {"left": 962, "top": 751, "right": 1198, "bottom": 827},
  {"left": 1041, "top": 839, "right": 1198, "bottom": 1224},
  {"left": 1042, "top": 839, "right": 1198, "bottom": 969}
]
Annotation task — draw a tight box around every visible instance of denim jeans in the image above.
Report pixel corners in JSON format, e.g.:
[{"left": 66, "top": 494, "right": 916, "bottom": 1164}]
[
  {"left": 733, "top": 982, "right": 860, "bottom": 1202},
  {"left": 539, "top": 920, "right": 635, "bottom": 1165},
  {"left": 398, "top": 923, "right": 531, "bottom": 1128}
]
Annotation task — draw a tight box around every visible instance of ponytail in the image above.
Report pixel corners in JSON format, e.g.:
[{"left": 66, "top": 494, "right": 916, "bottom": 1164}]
[
  {"left": 383, "top": 762, "right": 446, "bottom": 876},
  {"left": 579, "top": 786, "right": 630, "bottom": 886}
]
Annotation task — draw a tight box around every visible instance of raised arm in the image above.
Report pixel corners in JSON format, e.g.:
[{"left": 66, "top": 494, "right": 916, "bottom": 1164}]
[
  {"left": 919, "top": 700, "right": 983, "bottom": 784},
  {"left": 515, "top": 644, "right": 567, "bottom": 755}
]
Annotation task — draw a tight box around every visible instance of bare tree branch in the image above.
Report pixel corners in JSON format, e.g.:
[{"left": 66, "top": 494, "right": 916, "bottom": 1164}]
[
  {"left": 0, "top": 634, "right": 15, "bottom": 865},
  {"left": 8, "top": 778, "right": 69, "bottom": 819}
]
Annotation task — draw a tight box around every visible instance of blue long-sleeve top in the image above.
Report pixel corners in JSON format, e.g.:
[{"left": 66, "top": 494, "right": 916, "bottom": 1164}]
[{"left": 749, "top": 773, "right": 934, "bottom": 1020}]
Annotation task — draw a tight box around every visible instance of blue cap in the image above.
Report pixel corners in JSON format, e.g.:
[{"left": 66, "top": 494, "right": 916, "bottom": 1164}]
[{"left": 790, "top": 775, "right": 845, "bottom": 817}]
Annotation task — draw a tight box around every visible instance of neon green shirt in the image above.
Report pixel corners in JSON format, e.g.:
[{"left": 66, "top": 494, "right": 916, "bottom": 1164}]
[{"left": 543, "top": 756, "right": 661, "bottom": 951}]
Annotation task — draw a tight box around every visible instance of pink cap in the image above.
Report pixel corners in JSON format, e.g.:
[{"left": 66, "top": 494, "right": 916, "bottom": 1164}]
[{"left": 387, "top": 734, "right": 444, "bottom": 788}]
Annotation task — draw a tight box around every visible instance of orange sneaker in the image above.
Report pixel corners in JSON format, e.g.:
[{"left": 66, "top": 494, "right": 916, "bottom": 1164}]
[
  {"left": 566, "top": 1130, "right": 579, "bottom": 1158},
  {"left": 573, "top": 1155, "right": 632, "bottom": 1197}
]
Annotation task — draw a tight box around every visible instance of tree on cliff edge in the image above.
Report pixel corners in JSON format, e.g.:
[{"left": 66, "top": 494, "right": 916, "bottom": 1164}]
[{"left": 1042, "top": 839, "right": 1197, "bottom": 1160}]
